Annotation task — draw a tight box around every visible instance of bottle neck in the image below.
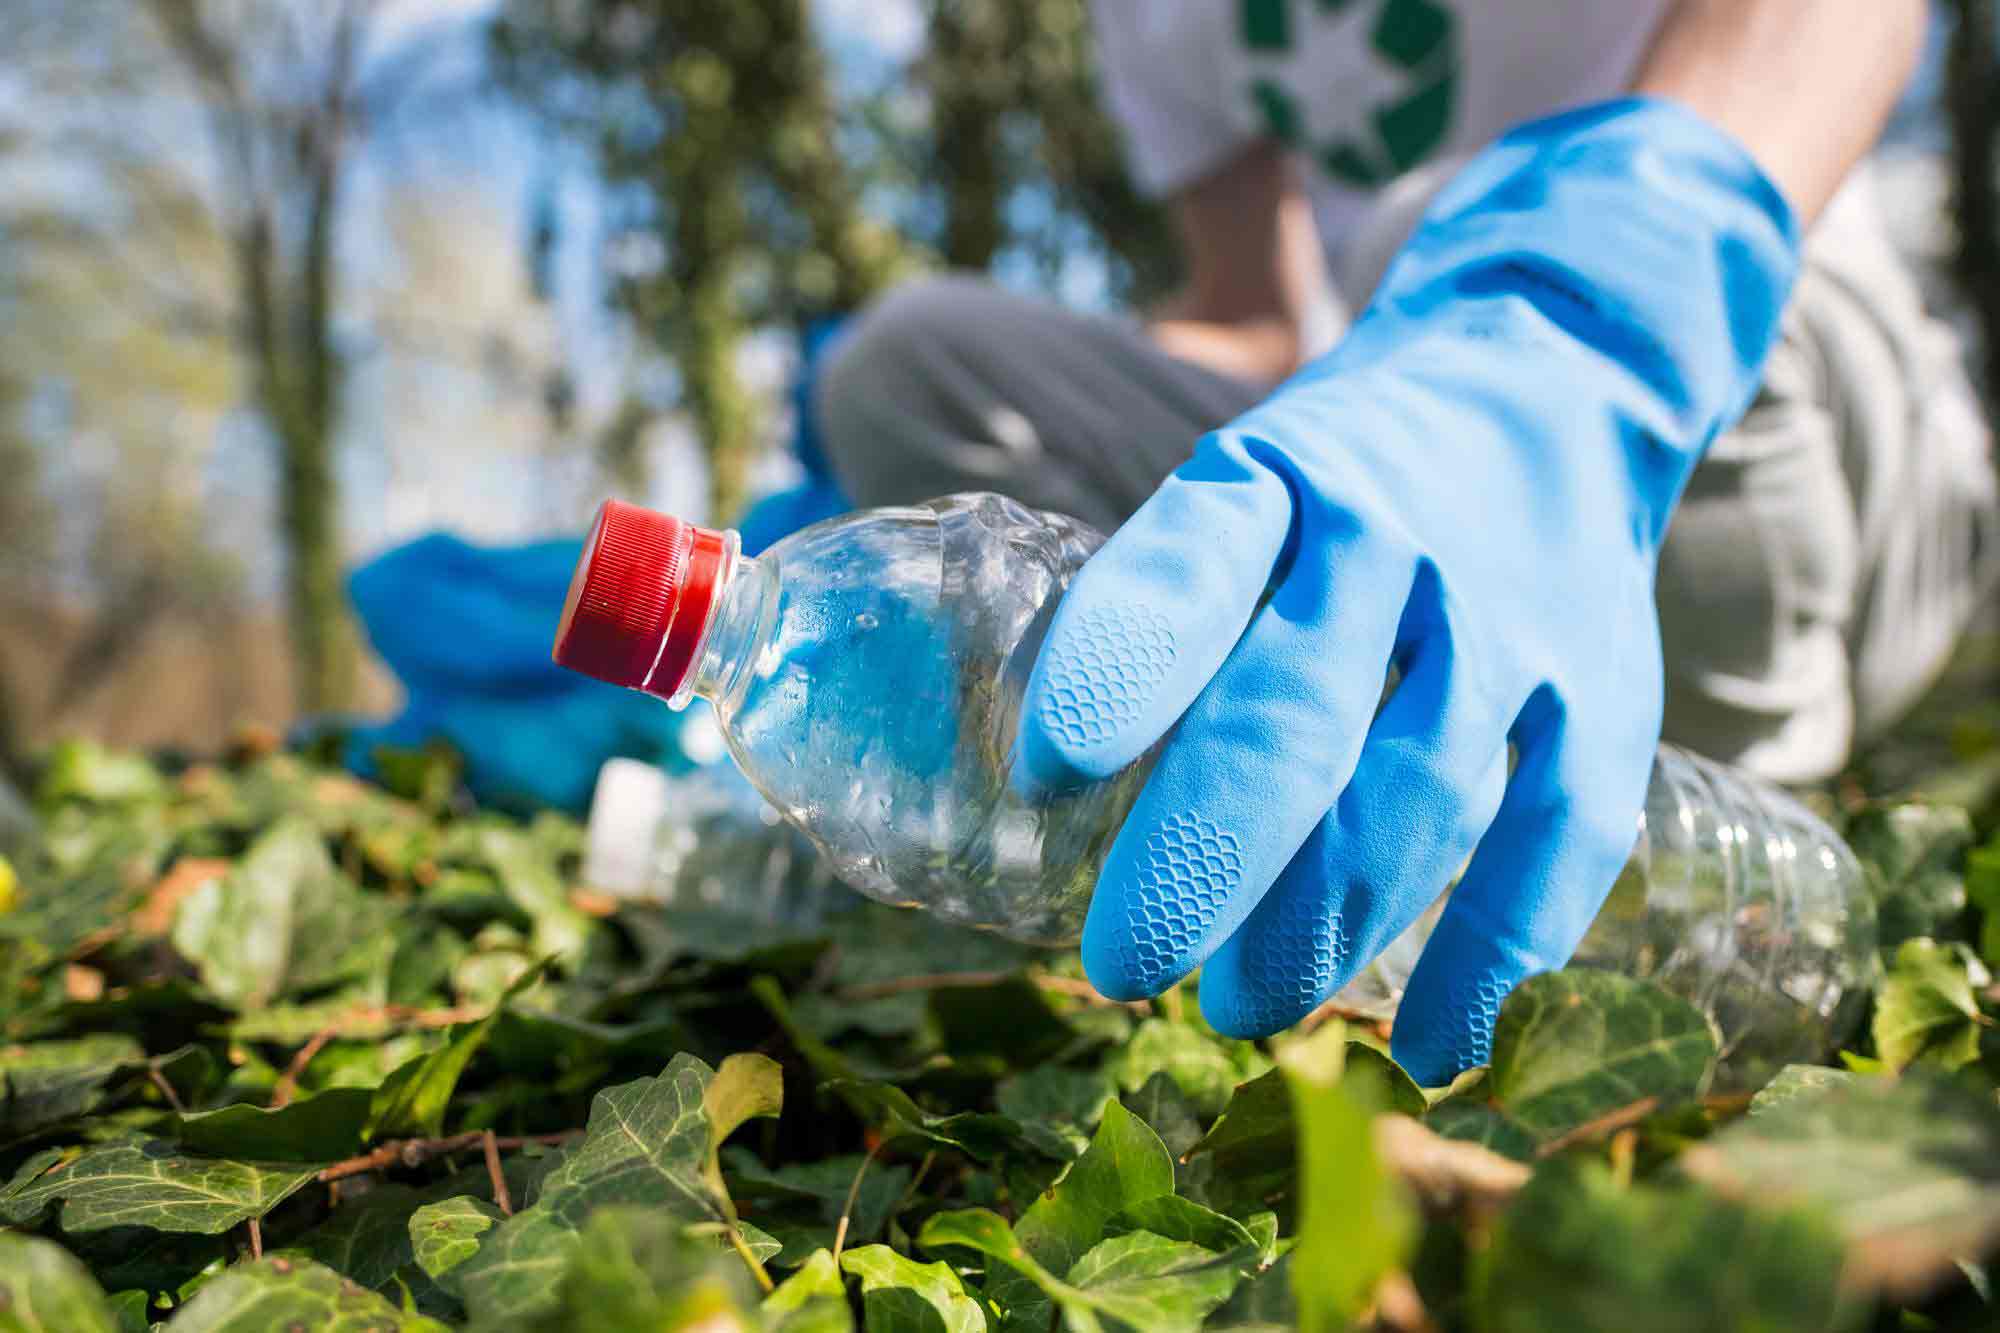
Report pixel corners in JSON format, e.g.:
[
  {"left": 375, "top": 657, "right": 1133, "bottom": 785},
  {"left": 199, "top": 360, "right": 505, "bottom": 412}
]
[{"left": 677, "top": 550, "right": 777, "bottom": 710}]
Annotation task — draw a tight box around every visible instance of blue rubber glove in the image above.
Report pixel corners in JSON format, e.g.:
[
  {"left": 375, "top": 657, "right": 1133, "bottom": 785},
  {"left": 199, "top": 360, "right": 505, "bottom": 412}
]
[{"left": 1015, "top": 99, "right": 1800, "bottom": 1084}]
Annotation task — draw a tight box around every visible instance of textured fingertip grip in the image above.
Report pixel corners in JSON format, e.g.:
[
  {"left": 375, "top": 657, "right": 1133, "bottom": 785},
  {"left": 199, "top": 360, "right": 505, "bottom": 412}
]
[
  {"left": 1391, "top": 968, "right": 1514, "bottom": 1086},
  {"left": 1202, "top": 892, "right": 1351, "bottom": 1039},
  {"left": 1083, "top": 811, "right": 1244, "bottom": 1000},
  {"left": 1019, "top": 603, "right": 1178, "bottom": 790}
]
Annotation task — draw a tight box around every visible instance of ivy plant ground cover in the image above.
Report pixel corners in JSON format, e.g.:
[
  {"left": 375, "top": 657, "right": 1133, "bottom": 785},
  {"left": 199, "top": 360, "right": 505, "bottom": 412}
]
[{"left": 7, "top": 645, "right": 2000, "bottom": 1333}]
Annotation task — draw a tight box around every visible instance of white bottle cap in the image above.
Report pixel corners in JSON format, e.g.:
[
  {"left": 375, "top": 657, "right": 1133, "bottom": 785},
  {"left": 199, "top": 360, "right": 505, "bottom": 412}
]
[{"left": 582, "top": 758, "right": 674, "bottom": 897}]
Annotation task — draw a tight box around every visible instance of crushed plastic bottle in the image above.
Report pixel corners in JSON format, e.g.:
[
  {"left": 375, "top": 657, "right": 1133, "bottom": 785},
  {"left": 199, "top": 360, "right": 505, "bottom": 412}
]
[
  {"left": 553, "top": 494, "right": 1878, "bottom": 1074},
  {"left": 582, "top": 711, "right": 835, "bottom": 930},
  {"left": 1339, "top": 746, "right": 1878, "bottom": 1088}
]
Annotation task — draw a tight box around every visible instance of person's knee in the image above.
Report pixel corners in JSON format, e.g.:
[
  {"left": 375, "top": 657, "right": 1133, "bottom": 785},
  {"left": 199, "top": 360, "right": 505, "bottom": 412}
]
[
  {"left": 816, "top": 273, "right": 1004, "bottom": 501},
  {"left": 819, "top": 276, "right": 988, "bottom": 436}
]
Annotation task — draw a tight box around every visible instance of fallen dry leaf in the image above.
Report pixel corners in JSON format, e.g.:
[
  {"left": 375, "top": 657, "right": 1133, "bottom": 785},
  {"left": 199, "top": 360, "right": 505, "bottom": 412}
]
[{"left": 133, "top": 857, "right": 232, "bottom": 937}]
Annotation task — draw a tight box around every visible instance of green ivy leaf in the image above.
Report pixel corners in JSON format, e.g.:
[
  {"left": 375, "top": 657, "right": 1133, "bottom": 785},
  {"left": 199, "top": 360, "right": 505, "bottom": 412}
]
[
  {"left": 451, "top": 1054, "right": 779, "bottom": 1324},
  {"left": 1486, "top": 970, "right": 1718, "bottom": 1140},
  {"left": 1182, "top": 1069, "right": 1294, "bottom": 1226},
  {"left": 1870, "top": 937, "right": 1989, "bottom": 1072},
  {"left": 1105, "top": 1019, "right": 1267, "bottom": 1119},
  {"left": 1422, "top": 1102, "right": 1536, "bottom": 1162},
  {"left": 366, "top": 960, "right": 551, "bottom": 1140},
  {"left": 763, "top": 1248, "right": 853, "bottom": 1332},
  {"left": 1476, "top": 1158, "right": 1851, "bottom": 1333},
  {"left": 514, "top": 1205, "right": 759, "bottom": 1333},
  {"left": 0, "top": 1141, "right": 320, "bottom": 1235},
  {"left": 1180, "top": 1025, "right": 1420, "bottom": 1226},
  {"left": 1965, "top": 842, "right": 2000, "bottom": 967},
  {"left": 0, "top": 1232, "right": 122, "bottom": 1333},
  {"left": 995, "top": 1067, "right": 1116, "bottom": 1160},
  {"left": 37, "top": 741, "right": 166, "bottom": 807},
  {"left": 1748, "top": 1065, "right": 1855, "bottom": 1117},
  {"left": 1278, "top": 1024, "right": 1413, "bottom": 1331},
  {"left": 1844, "top": 802, "right": 1973, "bottom": 949},
  {"left": 918, "top": 1210, "right": 1251, "bottom": 1333},
  {"left": 722, "top": 1150, "right": 911, "bottom": 1253},
  {"left": 448, "top": 825, "right": 594, "bottom": 968},
  {"left": 175, "top": 1086, "right": 372, "bottom": 1161},
  {"left": 1680, "top": 1071, "right": 2000, "bottom": 1298},
  {"left": 929, "top": 976, "right": 1076, "bottom": 1066},
  {"left": 1061, "top": 1230, "right": 1252, "bottom": 1333},
  {"left": 1103, "top": 1194, "right": 1263, "bottom": 1258},
  {"left": 165, "top": 1256, "right": 452, "bottom": 1331},
  {"left": 169, "top": 820, "right": 398, "bottom": 1009},
  {"left": 1, "top": 1035, "right": 146, "bottom": 1140},
  {"left": 280, "top": 1181, "right": 438, "bottom": 1305},
  {"left": 987, "top": 1100, "right": 1177, "bottom": 1331},
  {"left": 840, "top": 1244, "right": 988, "bottom": 1333},
  {"left": 1119, "top": 1073, "right": 1204, "bottom": 1162},
  {"left": 105, "top": 1288, "right": 150, "bottom": 1333},
  {"left": 827, "top": 1081, "right": 1043, "bottom": 1163},
  {"left": 409, "top": 1195, "right": 505, "bottom": 1286}
]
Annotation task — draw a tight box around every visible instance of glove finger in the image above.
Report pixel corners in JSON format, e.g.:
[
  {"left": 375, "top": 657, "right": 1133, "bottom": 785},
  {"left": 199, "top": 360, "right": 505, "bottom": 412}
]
[
  {"left": 1199, "top": 591, "right": 1514, "bottom": 1038},
  {"left": 1388, "top": 708, "right": 1649, "bottom": 1085},
  {"left": 1015, "top": 433, "right": 1294, "bottom": 793},
  {"left": 1079, "top": 526, "right": 1410, "bottom": 1001}
]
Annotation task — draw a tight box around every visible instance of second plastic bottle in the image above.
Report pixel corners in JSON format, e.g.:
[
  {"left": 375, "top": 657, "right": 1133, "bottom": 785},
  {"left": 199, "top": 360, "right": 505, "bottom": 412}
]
[{"left": 554, "top": 494, "right": 1877, "bottom": 1078}]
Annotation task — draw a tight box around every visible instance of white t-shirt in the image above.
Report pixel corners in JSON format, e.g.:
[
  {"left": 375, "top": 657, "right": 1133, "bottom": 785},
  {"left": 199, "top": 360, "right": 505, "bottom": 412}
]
[{"left": 1091, "top": 0, "right": 1672, "bottom": 273}]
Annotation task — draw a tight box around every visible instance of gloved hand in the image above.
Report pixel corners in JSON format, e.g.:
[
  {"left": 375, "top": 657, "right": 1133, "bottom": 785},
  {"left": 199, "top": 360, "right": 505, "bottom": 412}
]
[{"left": 1015, "top": 99, "right": 1799, "bottom": 1084}]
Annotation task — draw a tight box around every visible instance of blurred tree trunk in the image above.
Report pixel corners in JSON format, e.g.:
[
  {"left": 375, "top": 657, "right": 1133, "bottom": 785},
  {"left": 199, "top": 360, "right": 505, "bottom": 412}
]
[
  {"left": 920, "top": 0, "right": 1179, "bottom": 298},
  {"left": 1950, "top": 0, "right": 2000, "bottom": 399},
  {"left": 497, "top": 0, "right": 903, "bottom": 520},
  {"left": 753, "top": 0, "right": 901, "bottom": 311},
  {"left": 649, "top": 37, "right": 756, "bottom": 521},
  {"left": 925, "top": 1, "right": 1012, "bottom": 270},
  {"left": 656, "top": 0, "right": 899, "bottom": 517},
  {"left": 145, "top": 0, "right": 365, "bottom": 712}
]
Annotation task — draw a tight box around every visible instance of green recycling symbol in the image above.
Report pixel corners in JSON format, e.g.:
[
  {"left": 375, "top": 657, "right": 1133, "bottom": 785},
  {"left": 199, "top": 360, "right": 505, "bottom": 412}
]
[{"left": 1241, "top": 0, "right": 1459, "bottom": 189}]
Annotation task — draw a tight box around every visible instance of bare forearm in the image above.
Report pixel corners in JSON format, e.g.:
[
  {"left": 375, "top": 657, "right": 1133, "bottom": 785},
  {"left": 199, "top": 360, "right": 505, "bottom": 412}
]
[{"left": 1636, "top": 0, "right": 1926, "bottom": 224}]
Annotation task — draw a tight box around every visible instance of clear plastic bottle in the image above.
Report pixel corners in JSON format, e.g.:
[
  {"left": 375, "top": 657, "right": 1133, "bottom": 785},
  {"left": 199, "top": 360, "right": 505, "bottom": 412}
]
[
  {"left": 581, "top": 718, "right": 836, "bottom": 931},
  {"left": 554, "top": 494, "right": 1878, "bottom": 1072},
  {"left": 1340, "top": 746, "right": 1879, "bottom": 1086}
]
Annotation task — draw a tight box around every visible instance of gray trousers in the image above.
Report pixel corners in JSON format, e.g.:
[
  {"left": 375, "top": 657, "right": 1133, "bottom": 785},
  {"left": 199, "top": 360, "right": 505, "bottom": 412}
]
[{"left": 815, "top": 187, "right": 1998, "bottom": 782}]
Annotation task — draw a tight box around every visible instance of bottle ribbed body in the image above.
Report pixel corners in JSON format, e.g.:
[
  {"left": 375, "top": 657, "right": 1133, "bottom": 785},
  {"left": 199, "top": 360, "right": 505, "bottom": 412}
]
[{"left": 1339, "top": 745, "right": 1878, "bottom": 1084}]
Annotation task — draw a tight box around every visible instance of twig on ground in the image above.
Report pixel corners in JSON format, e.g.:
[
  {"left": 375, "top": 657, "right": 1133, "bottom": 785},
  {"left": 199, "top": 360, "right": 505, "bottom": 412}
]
[
  {"left": 316, "top": 1130, "right": 579, "bottom": 1184},
  {"left": 1363, "top": 1270, "right": 1437, "bottom": 1333},
  {"left": 262, "top": 1002, "right": 498, "bottom": 1044},
  {"left": 1299, "top": 998, "right": 1393, "bottom": 1041},
  {"left": 832, "top": 1141, "right": 882, "bottom": 1262},
  {"left": 1608, "top": 1127, "right": 1639, "bottom": 1189},
  {"left": 270, "top": 1026, "right": 339, "bottom": 1108},
  {"left": 1373, "top": 1115, "right": 1530, "bottom": 1223},
  {"left": 146, "top": 1067, "right": 187, "bottom": 1115},
  {"left": 891, "top": 1150, "right": 938, "bottom": 1221},
  {"left": 483, "top": 1129, "right": 512, "bottom": 1216},
  {"left": 1533, "top": 1097, "right": 1659, "bottom": 1159}
]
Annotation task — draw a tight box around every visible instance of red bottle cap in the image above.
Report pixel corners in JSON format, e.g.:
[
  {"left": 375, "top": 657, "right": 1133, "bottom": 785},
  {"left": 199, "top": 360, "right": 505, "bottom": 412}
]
[{"left": 552, "top": 499, "right": 732, "bottom": 703}]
